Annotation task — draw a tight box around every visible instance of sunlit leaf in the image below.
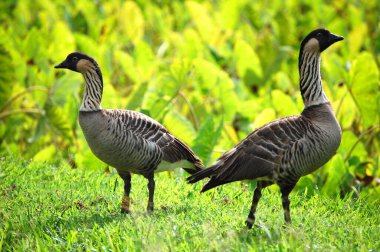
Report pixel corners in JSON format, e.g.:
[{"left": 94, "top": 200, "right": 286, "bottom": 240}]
[
  {"left": 234, "top": 39, "right": 263, "bottom": 86},
  {"left": 163, "top": 110, "right": 196, "bottom": 145},
  {"left": 117, "top": 1, "right": 144, "bottom": 44},
  {"left": 253, "top": 108, "right": 276, "bottom": 128},
  {"left": 186, "top": 1, "right": 218, "bottom": 43},
  {"left": 348, "top": 52, "right": 380, "bottom": 128},
  {"left": 271, "top": 89, "right": 299, "bottom": 116},
  {"left": 339, "top": 131, "right": 368, "bottom": 160},
  {"left": 348, "top": 23, "right": 367, "bottom": 57},
  {"left": 0, "top": 46, "right": 13, "bottom": 106},
  {"left": 321, "top": 154, "right": 347, "bottom": 196},
  {"left": 192, "top": 117, "right": 224, "bottom": 166},
  {"left": 127, "top": 81, "right": 149, "bottom": 110},
  {"left": 33, "top": 145, "right": 56, "bottom": 162}
]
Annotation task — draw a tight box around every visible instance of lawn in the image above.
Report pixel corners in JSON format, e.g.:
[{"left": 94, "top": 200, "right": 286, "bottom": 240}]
[{"left": 1, "top": 157, "right": 379, "bottom": 251}]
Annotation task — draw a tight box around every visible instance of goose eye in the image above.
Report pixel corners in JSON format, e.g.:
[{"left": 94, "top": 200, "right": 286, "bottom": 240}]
[
  {"left": 316, "top": 32, "right": 322, "bottom": 37},
  {"left": 72, "top": 56, "right": 78, "bottom": 62}
]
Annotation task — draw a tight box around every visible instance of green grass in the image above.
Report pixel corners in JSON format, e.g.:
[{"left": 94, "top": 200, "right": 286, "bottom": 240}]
[{"left": 1, "top": 157, "right": 379, "bottom": 251}]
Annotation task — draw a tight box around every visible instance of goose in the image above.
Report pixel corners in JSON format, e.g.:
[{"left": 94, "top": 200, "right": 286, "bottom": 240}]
[
  {"left": 187, "top": 28, "right": 343, "bottom": 228},
  {"left": 55, "top": 53, "right": 202, "bottom": 213}
]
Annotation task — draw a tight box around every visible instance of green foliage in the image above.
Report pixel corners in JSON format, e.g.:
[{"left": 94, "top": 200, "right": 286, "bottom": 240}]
[
  {"left": 0, "top": 1, "right": 379, "bottom": 199},
  {"left": 0, "top": 158, "right": 379, "bottom": 251}
]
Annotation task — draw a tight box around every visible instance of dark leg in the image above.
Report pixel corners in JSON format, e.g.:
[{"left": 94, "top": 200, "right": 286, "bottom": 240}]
[
  {"left": 146, "top": 175, "right": 155, "bottom": 212},
  {"left": 119, "top": 172, "right": 132, "bottom": 213},
  {"left": 245, "top": 181, "right": 273, "bottom": 228},
  {"left": 280, "top": 184, "right": 296, "bottom": 224}
]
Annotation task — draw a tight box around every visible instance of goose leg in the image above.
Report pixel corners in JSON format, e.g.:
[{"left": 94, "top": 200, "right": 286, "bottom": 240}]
[
  {"left": 146, "top": 175, "right": 155, "bottom": 212},
  {"left": 280, "top": 184, "right": 296, "bottom": 224},
  {"left": 119, "top": 172, "right": 132, "bottom": 213},
  {"left": 246, "top": 181, "right": 272, "bottom": 228}
]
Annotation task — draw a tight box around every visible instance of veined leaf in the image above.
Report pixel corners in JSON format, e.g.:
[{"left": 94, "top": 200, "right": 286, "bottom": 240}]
[
  {"left": 117, "top": 1, "right": 144, "bottom": 44},
  {"left": 134, "top": 41, "right": 156, "bottom": 82},
  {"left": 192, "top": 117, "right": 224, "bottom": 166},
  {"left": 186, "top": 1, "right": 218, "bottom": 43},
  {"left": 127, "top": 81, "right": 149, "bottom": 110},
  {"left": 114, "top": 50, "right": 138, "bottom": 83},
  {"left": 193, "top": 58, "right": 238, "bottom": 122},
  {"left": 253, "top": 108, "right": 276, "bottom": 128},
  {"left": 348, "top": 23, "right": 367, "bottom": 57},
  {"left": 348, "top": 52, "right": 380, "bottom": 128},
  {"left": 163, "top": 110, "right": 196, "bottom": 145},
  {"left": 321, "top": 154, "right": 347, "bottom": 196},
  {"left": 271, "top": 89, "right": 299, "bottom": 116},
  {"left": 33, "top": 145, "right": 56, "bottom": 162},
  {"left": 44, "top": 100, "right": 74, "bottom": 142},
  {"left": 0, "top": 46, "right": 13, "bottom": 107},
  {"left": 339, "top": 131, "right": 367, "bottom": 160},
  {"left": 234, "top": 39, "right": 263, "bottom": 86},
  {"left": 49, "top": 22, "right": 75, "bottom": 61}
]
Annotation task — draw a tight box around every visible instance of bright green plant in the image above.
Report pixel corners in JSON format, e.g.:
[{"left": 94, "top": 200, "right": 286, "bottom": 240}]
[{"left": 0, "top": 0, "right": 379, "bottom": 198}]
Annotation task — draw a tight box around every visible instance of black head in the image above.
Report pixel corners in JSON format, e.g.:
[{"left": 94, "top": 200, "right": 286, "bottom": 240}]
[
  {"left": 54, "top": 52, "right": 97, "bottom": 72},
  {"left": 300, "top": 28, "right": 344, "bottom": 54}
]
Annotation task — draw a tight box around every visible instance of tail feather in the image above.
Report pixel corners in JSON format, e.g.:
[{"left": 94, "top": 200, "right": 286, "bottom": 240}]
[
  {"left": 200, "top": 178, "right": 230, "bottom": 192},
  {"left": 186, "top": 166, "right": 216, "bottom": 183},
  {"left": 183, "top": 161, "right": 202, "bottom": 175}
]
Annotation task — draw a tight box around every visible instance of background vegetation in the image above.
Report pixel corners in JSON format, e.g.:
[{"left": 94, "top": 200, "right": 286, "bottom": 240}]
[{"left": 1, "top": 0, "right": 379, "bottom": 250}]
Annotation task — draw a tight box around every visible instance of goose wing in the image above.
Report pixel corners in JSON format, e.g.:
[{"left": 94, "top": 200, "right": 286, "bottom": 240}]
[
  {"left": 110, "top": 109, "right": 202, "bottom": 169},
  {"left": 195, "top": 116, "right": 308, "bottom": 191}
]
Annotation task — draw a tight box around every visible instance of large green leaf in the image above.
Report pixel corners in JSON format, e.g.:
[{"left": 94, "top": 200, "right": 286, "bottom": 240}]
[
  {"left": 271, "top": 89, "right": 299, "bottom": 116},
  {"left": 0, "top": 46, "right": 13, "bottom": 107},
  {"left": 117, "top": 1, "right": 144, "bottom": 44},
  {"left": 163, "top": 110, "right": 196, "bottom": 145},
  {"left": 186, "top": 1, "right": 218, "bottom": 43},
  {"left": 233, "top": 39, "right": 263, "bottom": 86},
  {"left": 192, "top": 117, "right": 223, "bottom": 166},
  {"left": 348, "top": 52, "right": 380, "bottom": 128},
  {"left": 321, "top": 154, "right": 347, "bottom": 196}
]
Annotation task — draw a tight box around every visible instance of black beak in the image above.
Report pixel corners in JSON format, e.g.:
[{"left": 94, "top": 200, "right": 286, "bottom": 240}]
[
  {"left": 329, "top": 33, "right": 344, "bottom": 44},
  {"left": 54, "top": 60, "right": 68, "bottom": 69}
]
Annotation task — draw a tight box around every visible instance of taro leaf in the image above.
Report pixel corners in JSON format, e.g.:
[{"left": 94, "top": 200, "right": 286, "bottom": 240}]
[
  {"left": 192, "top": 116, "right": 224, "bottom": 166},
  {"left": 185, "top": 1, "right": 217, "bottom": 43},
  {"left": 33, "top": 145, "right": 56, "bottom": 162},
  {"left": 0, "top": 46, "right": 13, "bottom": 107},
  {"left": 134, "top": 41, "right": 156, "bottom": 82},
  {"left": 193, "top": 58, "right": 238, "bottom": 123},
  {"left": 44, "top": 99, "right": 74, "bottom": 143},
  {"left": 348, "top": 52, "right": 380, "bottom": 128},
  {"left": 234, "top": 39, "right": 263, "bottom": 87},
  {"left": 271, "top": 89, "right": 299, "bottom": 116},
  {"left": 127, "top": 81, "right": 149, "bottom": 110},
  {"left": 117, "top": 1, "right": 144, "bottom": 44},
  {"left": 163, "top": 110, "right": 196, "bottom": 145},
  {"left": 339, "top": 131, "right": 367, "bottom": 160},
  {"left": 253, "top": 108, "right": 276, "bottom": 128},
  {"left": 348, "top": 23, "right": 367, "bottom": 57},
  {"left": 295, "top": 176, "right": 316, "bottom": 197},
  {"left": 115, "top": 50, "right": 138, "bottom": 83},
  {"left": 321, "top": 154, "right": 346, "bottom": 197}
]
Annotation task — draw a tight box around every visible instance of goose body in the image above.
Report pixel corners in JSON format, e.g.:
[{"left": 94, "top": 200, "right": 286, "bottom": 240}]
[
  {"left": 79, "top": 109, "right": 198, "bottom": 176},
  {"left": 188, "top": 29, "right": 343, "bottom": 227},
  {"left": 55, "top": 53, "right": 202, "bottom": 213}
]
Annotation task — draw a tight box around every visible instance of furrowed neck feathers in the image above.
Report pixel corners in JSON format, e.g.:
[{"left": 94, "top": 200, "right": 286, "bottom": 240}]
[
  {"left": 79, "top": 60, "right": 103, "bottom": 112},
  {"left": 298, "top": 49, "right": 329, "bottom": 108}
]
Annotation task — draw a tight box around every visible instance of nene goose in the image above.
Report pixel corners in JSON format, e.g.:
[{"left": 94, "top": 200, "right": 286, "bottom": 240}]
[
  {"left": 188, "top": 28, "right": 343, "bottom": 228},
  {"left": 55, "top": 53, "right": 202, "bottom": 213}
]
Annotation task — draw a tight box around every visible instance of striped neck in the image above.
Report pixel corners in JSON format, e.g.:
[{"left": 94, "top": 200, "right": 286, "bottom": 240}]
[
  {"left": 299, "top": 51, "right": 329, "bottom": 107},
  {"left": 80, "top": 68, "right": 103, "bottom": 112}
]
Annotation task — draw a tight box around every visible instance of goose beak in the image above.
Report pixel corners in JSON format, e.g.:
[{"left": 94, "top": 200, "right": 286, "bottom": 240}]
[
  {"left": 329, "top": 33, "right": 344, "bottom": 44},
  {"left": 54, "top": 60, "right": 68, "bottom": 69}
]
